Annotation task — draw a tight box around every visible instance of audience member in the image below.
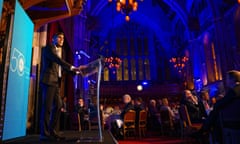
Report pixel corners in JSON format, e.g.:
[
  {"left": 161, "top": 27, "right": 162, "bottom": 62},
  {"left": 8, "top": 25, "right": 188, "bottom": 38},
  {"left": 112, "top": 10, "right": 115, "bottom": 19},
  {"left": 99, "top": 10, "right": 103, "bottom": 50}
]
[
  {"left": 160, "top": 98, "right": 175, "bottom": 118},
  {"left": 111, "top": 94, "right": 135, "bottom": 139},
  {"left": 196, "top": 70, "right": 240, "bottom": 143},
  {"left": 75, "top": 98, "right": 89, "bottom": 130},
  {"left": 181, "top": 90, "right": 207, "bottom": 123},
  {"left": 134, "top": 97, "right": 145, "bottom": 130},
  {"left": 147, "top": 99, "right": 161, "bottom": 131},
  {"left": 120, "top": 94, "right": 135, "bottom": 119},
  {"left": 134, "top": 97, "right": 145, "bottom": 113},
  {"left": 210, "top": 97, "right": 217, "bottom": 108},
  {"left": 170, "top": 102, "right": 179, "bottom": 118},
  {"left": 112, "top": 105, "right": 121, "bottom": 115},
  {"left": 156, "top": 98, "right": 163, "bottom": 112},
  {"left": 200, "top": 91, "right": 211, "bottom": 115}
]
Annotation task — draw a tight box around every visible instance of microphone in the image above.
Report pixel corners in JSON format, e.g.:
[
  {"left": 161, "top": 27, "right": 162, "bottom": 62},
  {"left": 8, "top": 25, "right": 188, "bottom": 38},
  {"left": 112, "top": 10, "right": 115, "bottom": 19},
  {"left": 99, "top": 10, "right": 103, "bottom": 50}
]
[{"left": 79, "top": 50, "right": 90, "bottom": 59}]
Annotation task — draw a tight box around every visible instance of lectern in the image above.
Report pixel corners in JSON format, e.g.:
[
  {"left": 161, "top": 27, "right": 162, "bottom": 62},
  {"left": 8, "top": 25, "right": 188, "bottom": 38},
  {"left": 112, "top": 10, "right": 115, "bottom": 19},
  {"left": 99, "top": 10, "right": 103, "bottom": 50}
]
[{"left": 77, "top": 58, "right": 104, "bottom": 142}]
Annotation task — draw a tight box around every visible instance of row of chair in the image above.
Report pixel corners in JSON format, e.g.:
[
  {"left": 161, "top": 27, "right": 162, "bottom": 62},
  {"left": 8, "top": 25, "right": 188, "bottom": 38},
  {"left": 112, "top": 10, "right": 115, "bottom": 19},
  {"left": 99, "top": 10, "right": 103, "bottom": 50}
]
[
  {"left": 76, "top": 110, "right": 148, "bottom": 139},
  {"left": 123, "top": 110, "right": 147, "bottom": 139}
]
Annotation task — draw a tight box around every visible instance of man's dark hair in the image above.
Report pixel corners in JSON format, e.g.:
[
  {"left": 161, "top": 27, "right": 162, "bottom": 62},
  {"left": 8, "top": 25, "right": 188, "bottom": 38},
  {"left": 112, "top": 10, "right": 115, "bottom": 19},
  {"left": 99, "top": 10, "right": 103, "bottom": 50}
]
[
  {"left": 52, "top": 32, "right": 64, "bottom": 39},
  {"left": 135, "top": 97, "right": 142, "bottom": 103},
  {"left": 227, "top": 70, "right": 240, "bottom": 82}
]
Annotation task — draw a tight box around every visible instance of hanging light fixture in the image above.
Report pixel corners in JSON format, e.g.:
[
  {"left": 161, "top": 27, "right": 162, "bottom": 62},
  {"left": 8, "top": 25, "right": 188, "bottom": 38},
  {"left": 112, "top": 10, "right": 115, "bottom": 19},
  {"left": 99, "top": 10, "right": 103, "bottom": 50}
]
[
  {"left": 108, "top": 0, "right": 143, "bottom": 21},
  {"left": 104, "top": 56, "right": 122, "bottom": 69},
  {"left": 169, "top": 56, "right": 189, "bottom": 73}
]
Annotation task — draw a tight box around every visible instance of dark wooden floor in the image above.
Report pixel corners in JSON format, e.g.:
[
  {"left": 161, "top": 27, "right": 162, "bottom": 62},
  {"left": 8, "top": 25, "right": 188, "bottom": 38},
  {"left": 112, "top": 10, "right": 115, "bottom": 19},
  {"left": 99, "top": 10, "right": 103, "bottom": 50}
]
[{"left": 3, "top": 130, "right": 118, "bottom": 144}]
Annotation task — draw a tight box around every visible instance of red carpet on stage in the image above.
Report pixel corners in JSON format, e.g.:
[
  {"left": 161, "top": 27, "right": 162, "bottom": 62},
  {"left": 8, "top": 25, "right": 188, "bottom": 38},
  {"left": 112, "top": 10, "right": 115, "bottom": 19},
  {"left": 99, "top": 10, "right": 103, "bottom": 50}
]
[{"left": 118, "top": 137, "right": 186, "bottom": 144}]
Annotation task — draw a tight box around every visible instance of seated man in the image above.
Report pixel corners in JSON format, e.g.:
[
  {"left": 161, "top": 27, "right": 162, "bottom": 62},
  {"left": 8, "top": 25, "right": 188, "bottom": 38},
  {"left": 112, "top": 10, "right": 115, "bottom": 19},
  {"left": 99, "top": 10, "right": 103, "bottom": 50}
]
[
  {"left": 134, "top": 97, "right": 145, "bottom": 128},
  {"left": 75, "top": 97, "right": 89, "bottom": 130},
  {"left": 111, "top": 94, "right": 135, "bottom": 139},
  {"left": 147, "top": 99, "right": 161, "bottom": 131},
  {"left": 160, "top": 98, "right": 175, "bottom": 119},
  {"left": 181, "top": 90, "right": 207, "bottom": 123},
  {"left": 200, "top": 91, "right": 212, "bottom": 115}
]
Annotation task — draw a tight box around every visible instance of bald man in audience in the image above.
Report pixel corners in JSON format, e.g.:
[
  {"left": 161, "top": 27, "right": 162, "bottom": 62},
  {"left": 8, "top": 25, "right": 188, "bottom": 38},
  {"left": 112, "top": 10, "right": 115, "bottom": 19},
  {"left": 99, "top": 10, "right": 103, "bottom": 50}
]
[
  {"left": 111, "top": 94, "right": 135, "bottom": 139},
  {"left": 120, "top": 94, "right": 135, "bottom": 119}
]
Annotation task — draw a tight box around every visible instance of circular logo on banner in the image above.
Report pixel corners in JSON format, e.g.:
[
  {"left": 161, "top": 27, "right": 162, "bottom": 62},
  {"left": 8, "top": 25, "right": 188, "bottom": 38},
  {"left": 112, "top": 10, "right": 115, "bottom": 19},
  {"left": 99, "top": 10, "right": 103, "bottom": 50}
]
[
  {"left": 10, "top": 48, "right": 25, "bottom": 76},
  {"left": 18, "top": 57, "right": 24, "bottom": 74}
]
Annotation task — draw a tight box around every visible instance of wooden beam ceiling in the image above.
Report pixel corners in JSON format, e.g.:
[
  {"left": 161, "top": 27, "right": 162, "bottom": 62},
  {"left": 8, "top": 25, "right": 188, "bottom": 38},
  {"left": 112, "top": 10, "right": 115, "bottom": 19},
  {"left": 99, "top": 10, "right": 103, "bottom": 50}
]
[
  {"left": 20, "top": 0, "right": 46, "bottom": 9},
  {"left": 19, "top": 0, "right": 84, "bottom": 30}
]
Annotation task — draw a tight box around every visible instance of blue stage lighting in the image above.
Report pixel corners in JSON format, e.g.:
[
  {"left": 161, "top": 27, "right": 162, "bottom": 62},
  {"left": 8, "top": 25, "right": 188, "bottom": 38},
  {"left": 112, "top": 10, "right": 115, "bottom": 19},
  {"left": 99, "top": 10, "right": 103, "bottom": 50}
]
[{"left": 142, "top": 81, "right": 148, "bottom": 85}]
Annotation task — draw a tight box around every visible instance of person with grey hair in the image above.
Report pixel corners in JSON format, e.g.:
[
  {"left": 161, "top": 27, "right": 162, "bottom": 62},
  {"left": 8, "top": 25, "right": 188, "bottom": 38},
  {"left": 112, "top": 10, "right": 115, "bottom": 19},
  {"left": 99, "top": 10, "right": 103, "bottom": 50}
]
[
  {"left": 120, "top": 94, "right": 135, "bottom": 119},
  {"left": 111, "top": 94, "right": 135, "bottom": 139},
  {"left": 192, "top": 70, "right": 240, "bottom": 143}
]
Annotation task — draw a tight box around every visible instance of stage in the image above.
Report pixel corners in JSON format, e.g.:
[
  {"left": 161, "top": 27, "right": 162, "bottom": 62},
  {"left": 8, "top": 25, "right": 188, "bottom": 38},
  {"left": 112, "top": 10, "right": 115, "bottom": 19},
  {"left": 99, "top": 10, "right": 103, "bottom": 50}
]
[{"left": 4, "top": 131, "right": 118, "bottom": 144}]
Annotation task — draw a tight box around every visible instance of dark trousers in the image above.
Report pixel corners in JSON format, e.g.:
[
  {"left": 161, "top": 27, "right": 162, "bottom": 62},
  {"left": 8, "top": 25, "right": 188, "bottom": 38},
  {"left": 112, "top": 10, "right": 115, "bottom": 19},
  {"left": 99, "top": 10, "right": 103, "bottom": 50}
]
[
  {"left": 111, "top": 121, "right": 123, "bottom": 139},
  {"left": 60, "top": 112, "right": 70, "bottom": 130},
  {"left": 40, "top": 84, "right": 62, "bottom": 136}
]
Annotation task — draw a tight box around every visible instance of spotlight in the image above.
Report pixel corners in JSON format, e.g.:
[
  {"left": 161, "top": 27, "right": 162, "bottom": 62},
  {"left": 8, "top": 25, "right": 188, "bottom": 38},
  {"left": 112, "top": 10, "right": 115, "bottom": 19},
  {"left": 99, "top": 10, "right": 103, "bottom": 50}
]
[
  {"left": 137, "top": 85, "right": 143, "bottom": 91},
  {"left": 142, "top": 81, "right": 148, "bottom": 85}
]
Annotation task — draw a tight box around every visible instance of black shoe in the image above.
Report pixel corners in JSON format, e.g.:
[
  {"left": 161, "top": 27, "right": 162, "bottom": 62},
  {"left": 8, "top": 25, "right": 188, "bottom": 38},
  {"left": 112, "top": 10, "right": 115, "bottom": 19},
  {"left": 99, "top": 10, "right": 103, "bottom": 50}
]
[
  {"left": 40, "top": 135, "right": 57, "bottom": 141},
  {"left": 39, "top": 135, "right": 49, "bottom": 141},
  {"left": 50, "top": 131, "right": 66, "bottom": 140}
]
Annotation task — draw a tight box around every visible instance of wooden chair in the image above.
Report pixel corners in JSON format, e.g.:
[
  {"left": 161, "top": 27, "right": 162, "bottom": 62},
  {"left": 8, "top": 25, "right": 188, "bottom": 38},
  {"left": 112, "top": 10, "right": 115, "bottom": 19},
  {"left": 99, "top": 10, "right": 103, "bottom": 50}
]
[
  {"left": 86, "top": 110, "right": 104, "bottom": 131},
  {"left": 123, "top": 110, "right": 136, "bottom": 139},
  {"left": 138, "top": 110, "right": 147, "bottom": 138},
  {"left": 179, "top": 105, "right": 202, "bottom": 138},
  {"left": 218, "top": 98, "right": 240, "bottom": 144},
  {"left": 77, "top": 113, "right": 91, "bottom": 131}
]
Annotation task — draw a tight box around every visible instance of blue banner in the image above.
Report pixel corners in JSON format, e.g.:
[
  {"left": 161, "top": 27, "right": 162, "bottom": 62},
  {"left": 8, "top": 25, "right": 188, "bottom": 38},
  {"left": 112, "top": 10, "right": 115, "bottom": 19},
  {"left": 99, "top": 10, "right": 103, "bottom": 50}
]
[
  {"left": 0, "top": 0, "right": 3, "bottom": 19},
  {"left": 3, "top": 0, "right": 34, "bottom": 140}
]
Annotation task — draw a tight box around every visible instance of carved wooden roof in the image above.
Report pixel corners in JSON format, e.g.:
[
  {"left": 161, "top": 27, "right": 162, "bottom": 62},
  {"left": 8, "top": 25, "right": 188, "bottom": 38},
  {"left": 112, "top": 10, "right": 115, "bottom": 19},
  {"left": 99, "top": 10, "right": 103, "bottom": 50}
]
[{"left": 19, "top": 0, "right": 85, "bottom": 30}]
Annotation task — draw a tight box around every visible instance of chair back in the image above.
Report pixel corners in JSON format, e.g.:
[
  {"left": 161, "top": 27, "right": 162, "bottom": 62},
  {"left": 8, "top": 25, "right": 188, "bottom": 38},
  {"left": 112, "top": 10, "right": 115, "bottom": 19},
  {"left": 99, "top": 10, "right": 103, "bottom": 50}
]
[
  {"left": 219, "top": 98, "right": 240, "bottom": 144},
  {"left": 124, "top": 110, "right": 136, "bottom": 123},
  {"left": 160, "top": 109, "right": 174, "bottom": 128},
  {"left": 179, "top": 105, "right": 192, "bottom": 127},
  {"left": 123, "top": 110, "right": 136, "bottom": 138},
  {"left": 160, "top": 110, "right": 171, "bottom": 122},
  {"left": 77, "top": 113, "right": 82, "bottom": 131},
  {"left": 139, "top": 110, "right": 147, "bottom": 126},
  {"left": 139, "top": 110, "right": 147, "bottom": 121}
]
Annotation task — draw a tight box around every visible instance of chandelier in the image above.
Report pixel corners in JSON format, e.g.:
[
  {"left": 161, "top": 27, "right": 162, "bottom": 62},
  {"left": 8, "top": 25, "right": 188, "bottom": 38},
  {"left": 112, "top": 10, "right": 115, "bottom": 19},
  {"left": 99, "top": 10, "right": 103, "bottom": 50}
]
[
  {"left": 108, "top": 0, "right": 143, "bottom": 21},
  {"left": 169, "top": 56, "right": 189, "bottom": 73},
  {"left": 104, "top": 56, "right": 122, "bottom": 69}
]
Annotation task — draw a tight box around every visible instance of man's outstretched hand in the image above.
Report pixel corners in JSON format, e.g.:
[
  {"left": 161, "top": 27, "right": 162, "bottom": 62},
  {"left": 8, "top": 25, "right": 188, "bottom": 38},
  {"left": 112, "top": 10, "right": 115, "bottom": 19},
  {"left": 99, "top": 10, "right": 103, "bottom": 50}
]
[
  {"left": 71, "top": 66, "right": 81, "bottom": 75},
  {"left": 78, "top": 65, "right": 87, "bottom": 75}
]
